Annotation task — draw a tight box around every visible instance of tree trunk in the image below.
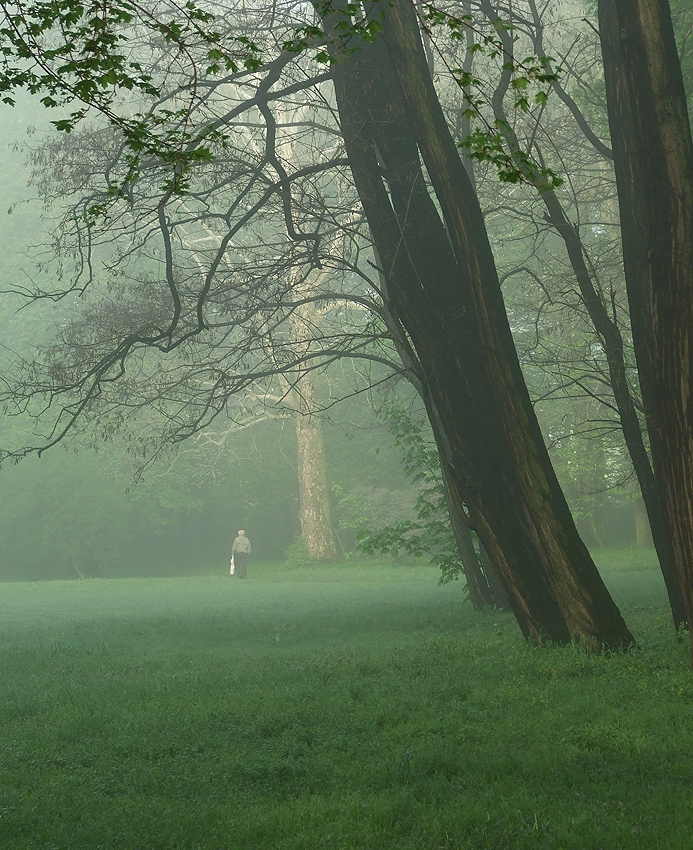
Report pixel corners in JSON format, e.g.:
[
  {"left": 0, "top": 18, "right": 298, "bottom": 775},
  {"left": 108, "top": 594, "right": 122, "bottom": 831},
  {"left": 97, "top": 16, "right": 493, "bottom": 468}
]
[
  {"left": 456, "top": 524, "right": 493, "bottom": 611},
  {"left": 480, "top": 542, "right": 512, "bottom": 611},
  {"left": 330, "top": 2, "right": 633, "bottom": 648},
  {"left": 439, "top": 446, "right": 496, "bottom": 610},
  {"left": 634, "top": 497, "right": 653, "bottom": 549},
  {"left": 478, "top": 0, "right": 685, "bottom": 627},
  {"left": 540, "top": 188, "right": 685, "bottom": 627},
  {"left": 276, "top": 266, "right": 339, "bottom": 563},
  {"left": 434, "top": 404, "right": 511, "bottom": 611},
  {"left": 385, "top": 295, "right": 508, "bottom": 610},
  {"left": 369, "top": 183, "right": 506, "bottom": 610},
  {"left": 588, "top": 513, "right": 607, "bottom": 550},
  {"left": 599, "top": 0, "right": 693, "bottom": 638},
  {"left": 589, "top": 440, "right": 608, "bottom": 549},
  {"left": 294, "top": 371, "right": 339, "bottom": 562}
]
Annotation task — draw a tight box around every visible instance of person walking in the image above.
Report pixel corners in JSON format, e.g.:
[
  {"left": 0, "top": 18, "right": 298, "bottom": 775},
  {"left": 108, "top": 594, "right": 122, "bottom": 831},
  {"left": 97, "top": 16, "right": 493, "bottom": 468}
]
[{"left": 231, "top": 530, "right": 252, "bottom": 579}]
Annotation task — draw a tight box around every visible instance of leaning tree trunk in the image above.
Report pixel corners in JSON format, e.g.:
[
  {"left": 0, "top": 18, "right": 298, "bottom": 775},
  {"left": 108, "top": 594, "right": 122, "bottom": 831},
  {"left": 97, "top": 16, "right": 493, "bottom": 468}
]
[
  {"left": 634, "top": 497, "right": 653, "bottom": 549},
  {"left": 479, "top": 0, "right": 685, "bottom": 628},
  {"left": 479, "top": 543, "right": 512, "bottom": 610},
  {"left": 599, "top": 0, "right": 693, "bottom": 639},
  {"left": 439, "top": 433, "right": 506, "bottom": 610},
  {"left": 383, "top": 301, "right": 508, "bottom": 610},
  {"left": 432, "top": 399, "right": 511, "bottom": 611},
  {"left": 541, "top": 188, "right": 686, "bottom": 628},
  {"left": 329, "top": 1, "right": 633, "bottom": 648}
]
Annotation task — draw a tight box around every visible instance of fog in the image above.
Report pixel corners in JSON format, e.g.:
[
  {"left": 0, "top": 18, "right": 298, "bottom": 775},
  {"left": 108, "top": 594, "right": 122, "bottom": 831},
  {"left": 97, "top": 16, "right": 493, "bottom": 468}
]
[
  {"left": 3, "top": 1, "right": 693, "bottom": 847},
  {"left": 0, "top": 83, "right": 654, "bottom": 583}
]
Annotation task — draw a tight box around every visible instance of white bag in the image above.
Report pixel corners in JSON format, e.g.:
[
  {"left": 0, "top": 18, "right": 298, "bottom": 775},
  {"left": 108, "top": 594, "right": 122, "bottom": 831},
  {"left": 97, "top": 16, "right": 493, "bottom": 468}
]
[{"left": 230, "top": 555, "right": 235, "bottom": 575}]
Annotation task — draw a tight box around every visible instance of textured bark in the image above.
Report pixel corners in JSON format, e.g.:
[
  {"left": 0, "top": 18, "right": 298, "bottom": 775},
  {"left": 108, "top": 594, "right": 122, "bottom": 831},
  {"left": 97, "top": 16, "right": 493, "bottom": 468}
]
[
  {"left": 541, "top": 190, "right": 685, "bottom": 626},
  {"left": 634, "top": 497, "right": 654, "bottom": 549},
  {"left": 438, "top": 428, "right": 511, "bottom": 611},
  {"left": 330, "top": 3, "right": 633, "bottom": 648},
  {"left": 599, "top": 0, "right": 693, "bottom": 638},
  {"left": 294, "top": 371, "right": 339, "bottom": 562},
  {"left": 281, "top": 265, "right": 339, "bottom": 563},
  {"left": 385, "top": 295, "right": 505, "bottom": 609},
  {"left": 477, "top": 0, "right": 684, "bottom": 627},
  {"left": 455, "top": 522, "right": 494, "bottom": 611},
  {"left": 480, "top": 543, "right": 512, "bottom": 611},
  {"left": 425, "top": 388, "right": 507, "bottom": 609}
]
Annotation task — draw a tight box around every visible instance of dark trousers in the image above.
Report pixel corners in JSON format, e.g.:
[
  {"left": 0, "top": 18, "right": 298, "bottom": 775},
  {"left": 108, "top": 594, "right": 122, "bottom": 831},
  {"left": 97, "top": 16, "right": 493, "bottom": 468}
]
[{"left": 234, "top": 552, "right": 248, "bottom": 579}]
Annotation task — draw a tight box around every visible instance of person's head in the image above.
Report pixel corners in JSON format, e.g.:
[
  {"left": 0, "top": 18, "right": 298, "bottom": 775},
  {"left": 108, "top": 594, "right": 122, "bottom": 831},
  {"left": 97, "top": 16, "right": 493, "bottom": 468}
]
[{"left": 238, "top": 530, "right": 245, "bottom": 536}]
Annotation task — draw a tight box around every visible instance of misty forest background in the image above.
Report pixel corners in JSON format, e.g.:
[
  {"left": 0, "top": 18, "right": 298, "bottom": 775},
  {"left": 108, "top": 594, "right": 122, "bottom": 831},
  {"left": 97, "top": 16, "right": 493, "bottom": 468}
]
[
  {"left": 5, "top": 1, "right": 693, "bottom": 847},
  {"left": 1, "top": 0, "right": 683, "bottom": 584},
  {"left": 0, "top": 96, "right": 410, "bottom": 578}
]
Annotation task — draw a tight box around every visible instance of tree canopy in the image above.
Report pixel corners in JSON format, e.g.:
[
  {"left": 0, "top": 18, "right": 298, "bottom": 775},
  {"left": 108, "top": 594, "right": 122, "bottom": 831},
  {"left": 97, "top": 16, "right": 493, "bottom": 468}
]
[{"left": 2, "top": 0, "right": 693, "bottom": 656}]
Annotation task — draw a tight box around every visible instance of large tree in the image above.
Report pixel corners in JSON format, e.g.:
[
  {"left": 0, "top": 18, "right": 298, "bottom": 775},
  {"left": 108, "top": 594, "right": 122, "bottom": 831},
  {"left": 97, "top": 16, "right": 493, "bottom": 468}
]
[
  {"left": 0, "top": 0, "right": 636, "bottom": 645},
  {"left": 470, "top": 0, "right": 686, "bottom": 629},
  {"left": 598, "top": 0, "right": 693, "bottom": 636},
  {"left": 329, "top": 0, "right": 632, "bottom": 647}
]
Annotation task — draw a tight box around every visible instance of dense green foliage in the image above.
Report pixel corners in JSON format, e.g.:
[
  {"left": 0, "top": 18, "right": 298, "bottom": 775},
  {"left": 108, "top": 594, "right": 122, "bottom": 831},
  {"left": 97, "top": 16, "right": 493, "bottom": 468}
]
[
  {"left": 0, "top": 0, "right": 263, "bottom": 205},
  {"left": 2, "top": 554, "right": 692, "bottom": 849}
]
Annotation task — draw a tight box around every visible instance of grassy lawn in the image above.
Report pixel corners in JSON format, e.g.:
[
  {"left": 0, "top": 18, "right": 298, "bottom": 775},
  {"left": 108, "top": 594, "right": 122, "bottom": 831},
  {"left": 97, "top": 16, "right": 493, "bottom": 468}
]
[{"left": 1, "top": 553, "right": 692, "bottom": 849}]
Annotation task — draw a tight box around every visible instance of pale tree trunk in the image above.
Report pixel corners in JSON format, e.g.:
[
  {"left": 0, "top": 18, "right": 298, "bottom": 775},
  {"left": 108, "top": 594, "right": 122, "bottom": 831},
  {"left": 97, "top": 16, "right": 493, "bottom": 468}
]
[
  {"left": 279, "top": 264, "right": 339, "bottom": 563},
  {"left": 599, "top": 0, "right": 693, "bottom": 640},
  {"left": 588, "top": 437, "right": 608, "bottom": 549},
  {"left": 588, "top": 514, "right": 608, "bottom": 550},
  {"left": 179, "top": 188, "right": 338, "bottom": 563},
  {"left": 266, "top": 100, "right": 339, "bottom": 563},
  {"left": 292, "top": 370, "right": 339, "bottom": 562}
]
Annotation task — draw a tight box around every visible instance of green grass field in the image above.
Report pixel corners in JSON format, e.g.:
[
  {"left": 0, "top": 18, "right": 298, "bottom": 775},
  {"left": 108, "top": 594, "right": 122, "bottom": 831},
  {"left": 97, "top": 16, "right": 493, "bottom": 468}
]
[{"left": 1, "top": 552, "right": 692, "bottom": 850}]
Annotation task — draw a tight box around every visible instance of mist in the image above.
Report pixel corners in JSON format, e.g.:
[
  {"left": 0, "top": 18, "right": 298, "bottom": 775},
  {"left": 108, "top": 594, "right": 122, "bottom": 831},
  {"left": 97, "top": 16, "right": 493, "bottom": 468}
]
[{"left": 1, "top": 0, "right": 693, "bottom": 847}]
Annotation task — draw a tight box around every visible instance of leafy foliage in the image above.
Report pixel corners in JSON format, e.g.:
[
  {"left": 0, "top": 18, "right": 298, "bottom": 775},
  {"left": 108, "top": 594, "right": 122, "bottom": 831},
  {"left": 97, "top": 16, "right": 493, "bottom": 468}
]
[
  {"left": 283, "top": 0, "right": 384, "bottom": 63},
  {"left": 461, "top": 121, "right": 562, "bottom": 187},
  {"left": 418, "top": 2, "right": 563, "bottom": 188},
  {"left": 283, "top": 533, "right": 314, "bottom": 570},
  {"left": 0, "top": 0, "right": 565, "bottom": 211},
  {"left": 356, "top": 407, "right": 465, "bottom": 583},
  {"left": 0, "top": 0, "right": 262, "bottom": 207}
]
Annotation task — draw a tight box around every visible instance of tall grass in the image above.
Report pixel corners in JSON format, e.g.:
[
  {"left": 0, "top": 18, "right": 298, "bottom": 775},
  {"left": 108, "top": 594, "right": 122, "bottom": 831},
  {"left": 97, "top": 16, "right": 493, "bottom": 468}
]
[{"left": 1, "top": 554, "right": 692, "bottom": 849}]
